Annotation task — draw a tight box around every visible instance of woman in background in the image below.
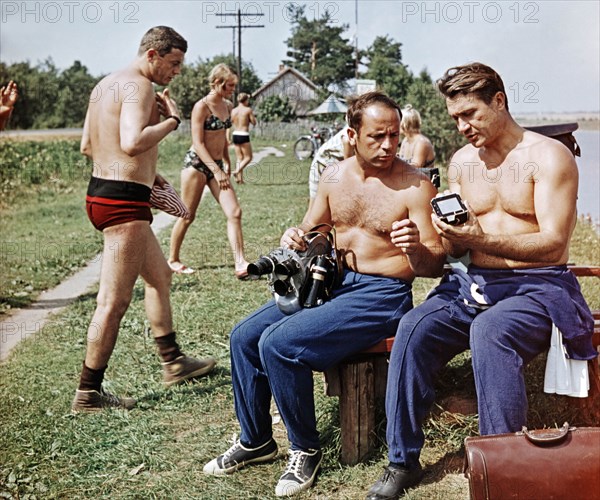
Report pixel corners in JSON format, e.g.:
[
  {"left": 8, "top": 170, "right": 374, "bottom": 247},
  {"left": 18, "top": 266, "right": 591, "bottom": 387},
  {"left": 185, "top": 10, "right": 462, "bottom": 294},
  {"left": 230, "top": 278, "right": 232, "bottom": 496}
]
[
  {"left": 398, "top": 104, "right": 439, "bottom": 187},
  {"left": 169, "top": 63, "right": 250, "bottom": 278}
]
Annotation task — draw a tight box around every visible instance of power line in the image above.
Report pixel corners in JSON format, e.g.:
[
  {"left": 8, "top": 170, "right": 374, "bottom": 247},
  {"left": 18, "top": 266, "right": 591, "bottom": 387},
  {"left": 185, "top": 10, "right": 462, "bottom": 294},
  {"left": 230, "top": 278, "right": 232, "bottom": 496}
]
[{"left": 214, "top": 9, "right": 265, "bottom": 92}]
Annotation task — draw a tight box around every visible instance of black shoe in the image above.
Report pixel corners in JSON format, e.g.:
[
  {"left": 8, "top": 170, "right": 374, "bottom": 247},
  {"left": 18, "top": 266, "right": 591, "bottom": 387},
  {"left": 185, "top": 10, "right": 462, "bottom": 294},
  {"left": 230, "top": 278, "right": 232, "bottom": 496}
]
[
  {"left": 366, "top": 464, "right": 424, "bottom": 499},
  {"left": 275, "top": 448, "right": 323, "bottom": 497},
  {"left": 203, "top": 438, "right": 278, "bottom": 475}
]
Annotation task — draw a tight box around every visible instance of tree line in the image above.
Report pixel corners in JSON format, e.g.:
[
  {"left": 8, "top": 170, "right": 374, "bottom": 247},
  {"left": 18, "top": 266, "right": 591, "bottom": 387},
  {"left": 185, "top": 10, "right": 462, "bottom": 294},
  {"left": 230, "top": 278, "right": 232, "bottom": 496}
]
[{"left": 0, "top": 5, "right": 463, "bottom": 161}]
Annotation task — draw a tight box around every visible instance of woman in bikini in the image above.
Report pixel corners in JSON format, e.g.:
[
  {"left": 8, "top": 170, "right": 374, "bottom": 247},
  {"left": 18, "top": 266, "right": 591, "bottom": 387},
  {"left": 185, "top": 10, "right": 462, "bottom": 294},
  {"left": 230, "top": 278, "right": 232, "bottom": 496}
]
[
  {"left": 168, "top": 63, "right": 250, "bottom": 278},
  {"left": 398, "top": 104, "right": 439, "bottom": 187}
]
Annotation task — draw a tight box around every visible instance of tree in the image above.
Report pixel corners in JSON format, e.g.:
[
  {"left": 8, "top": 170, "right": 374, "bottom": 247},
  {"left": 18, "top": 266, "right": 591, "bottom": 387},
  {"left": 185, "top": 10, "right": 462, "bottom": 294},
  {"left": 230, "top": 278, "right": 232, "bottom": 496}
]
[
  {"left": 284, "top": 4, "right": 355, "bottom": 93},
  {"left": 255, "top": 95, "right": 295, "bottom": 122},
  {"left": 0, "top": 59, "right": 98, "bottom": 129},
  {"left": 169, "top": 54, "right": 262, "bottom": 119},
  {"left": 361, "top": 35, "right": 413, "bottom": 104},
  {"left": 52, "top": 61, "right": 98, "bottom": 128},
  {"left": 405, "top": 72, "right": 465, "bottom": 164}
]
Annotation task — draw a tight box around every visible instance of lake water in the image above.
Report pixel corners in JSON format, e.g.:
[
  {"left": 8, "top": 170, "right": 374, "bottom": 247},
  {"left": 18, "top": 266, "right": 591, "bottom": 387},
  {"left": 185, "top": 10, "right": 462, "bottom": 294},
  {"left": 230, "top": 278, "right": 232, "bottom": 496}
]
[{"left": 574, "top": 130, "right": 600, "bottom": 225}]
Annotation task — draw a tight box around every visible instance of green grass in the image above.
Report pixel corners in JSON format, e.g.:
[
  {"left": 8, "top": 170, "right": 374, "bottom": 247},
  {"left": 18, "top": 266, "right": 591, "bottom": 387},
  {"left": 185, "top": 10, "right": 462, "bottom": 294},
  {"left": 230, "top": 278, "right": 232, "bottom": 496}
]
[{"left": 1, "top": 135, "right": 599, "bottom": 499}]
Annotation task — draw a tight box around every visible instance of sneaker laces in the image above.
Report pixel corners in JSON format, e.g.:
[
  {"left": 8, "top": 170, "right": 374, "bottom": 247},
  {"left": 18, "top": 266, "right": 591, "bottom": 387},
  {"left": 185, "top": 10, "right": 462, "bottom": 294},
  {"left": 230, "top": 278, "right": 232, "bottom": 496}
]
[
  {"left": 282, "top": 450, "right": 305, "bottom": 477},
  {"left": 221, "top": 433, "right": 241, "bottom": 462},
  {"left": 99, "top": 389, "right": 121, "bottom": 406}
]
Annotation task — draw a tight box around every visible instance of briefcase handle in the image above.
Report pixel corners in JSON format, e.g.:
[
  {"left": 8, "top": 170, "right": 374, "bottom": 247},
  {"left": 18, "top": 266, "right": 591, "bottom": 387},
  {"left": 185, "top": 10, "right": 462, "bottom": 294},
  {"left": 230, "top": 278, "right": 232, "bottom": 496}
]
[{"left": 519, "top": 422, "right": 571, "bottom": 444}]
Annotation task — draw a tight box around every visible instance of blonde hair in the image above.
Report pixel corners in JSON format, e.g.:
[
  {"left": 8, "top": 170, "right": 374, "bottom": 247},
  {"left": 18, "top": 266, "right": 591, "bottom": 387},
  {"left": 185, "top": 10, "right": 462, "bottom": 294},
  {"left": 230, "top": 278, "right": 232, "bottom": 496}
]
[
  {"left": 208, "top": 63, "right": 237, "bottom": 90},
  {"left": 237, "top": 92, "right": 249, "bottom": 104},
  {"left": 400, "top": 104, "right": 421, "bottom": 134}
]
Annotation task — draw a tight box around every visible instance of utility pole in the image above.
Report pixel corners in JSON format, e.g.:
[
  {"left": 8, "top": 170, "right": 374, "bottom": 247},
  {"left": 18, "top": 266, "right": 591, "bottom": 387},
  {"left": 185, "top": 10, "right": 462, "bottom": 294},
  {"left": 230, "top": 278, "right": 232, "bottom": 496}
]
[
  {"left": 215, "top": 9, "right": 265, "bottom": 92},
  {"left": 354, "top": 0, "right": 359, "bottom": 79}
]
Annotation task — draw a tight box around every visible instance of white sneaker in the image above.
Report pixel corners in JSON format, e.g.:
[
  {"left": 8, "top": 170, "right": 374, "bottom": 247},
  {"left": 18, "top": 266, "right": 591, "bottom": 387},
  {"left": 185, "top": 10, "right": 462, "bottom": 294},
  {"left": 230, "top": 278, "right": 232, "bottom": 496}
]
[{"left": 275, "top": 448, "right": 322, "bottom": 497}]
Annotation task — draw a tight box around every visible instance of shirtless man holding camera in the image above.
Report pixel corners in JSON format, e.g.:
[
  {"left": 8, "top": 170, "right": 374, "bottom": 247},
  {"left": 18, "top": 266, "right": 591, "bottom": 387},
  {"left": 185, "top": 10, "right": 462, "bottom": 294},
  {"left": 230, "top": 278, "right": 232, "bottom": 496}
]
[{"left": 203, "top": 91, "right": 445, "bottom": 497}]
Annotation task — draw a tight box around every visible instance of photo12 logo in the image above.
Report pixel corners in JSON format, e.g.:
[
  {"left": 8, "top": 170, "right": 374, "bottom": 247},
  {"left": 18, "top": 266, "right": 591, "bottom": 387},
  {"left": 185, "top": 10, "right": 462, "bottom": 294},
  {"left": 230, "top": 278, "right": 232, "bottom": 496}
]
[
  {"left": 401, "top": 1, "right": 540, "bottom": 24},
  {"left": 1, "top": 1, "right": 140, "bottom": 24}
]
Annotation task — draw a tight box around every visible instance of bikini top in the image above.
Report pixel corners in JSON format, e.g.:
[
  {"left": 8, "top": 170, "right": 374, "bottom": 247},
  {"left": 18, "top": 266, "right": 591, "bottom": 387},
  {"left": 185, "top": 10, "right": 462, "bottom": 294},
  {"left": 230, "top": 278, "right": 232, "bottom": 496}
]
[
  {"left": 422, "top": 157, "right": 435, "bottom": 168},
  {"left": 203, "top": 102, "right": 232, "bottom": 130}
]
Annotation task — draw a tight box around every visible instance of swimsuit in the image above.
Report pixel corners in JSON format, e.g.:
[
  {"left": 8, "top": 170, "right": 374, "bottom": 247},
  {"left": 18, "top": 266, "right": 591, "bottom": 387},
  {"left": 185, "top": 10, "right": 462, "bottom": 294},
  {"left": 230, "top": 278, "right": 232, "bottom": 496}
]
[
  {"left": 422, "top": 157, "right": 435, "bottom": 168},
  {"left": 400, "top": 154, "right": 439, "bottom": 187},
  {"left": 183, "top": 149, "right": 224, "bottom": 181},
  {"left": 232, "top": 131, "right": 250, "bottom": 145},
  {"left": 85, "top": 177, "right": 153, "bottom": 231},
  {"left": 204, "top": 103, "right": 232, "bottom": 130}
]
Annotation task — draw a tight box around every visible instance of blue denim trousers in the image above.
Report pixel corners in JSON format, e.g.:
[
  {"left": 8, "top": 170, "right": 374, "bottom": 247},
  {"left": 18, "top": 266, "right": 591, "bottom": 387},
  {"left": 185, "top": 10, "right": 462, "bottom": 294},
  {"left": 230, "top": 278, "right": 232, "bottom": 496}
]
[
  {"left": 385, "top": 291, "right": 552, "bottom": 467},
  {"left": 230, "top": 270, "right": 413, "bottom": 451}
]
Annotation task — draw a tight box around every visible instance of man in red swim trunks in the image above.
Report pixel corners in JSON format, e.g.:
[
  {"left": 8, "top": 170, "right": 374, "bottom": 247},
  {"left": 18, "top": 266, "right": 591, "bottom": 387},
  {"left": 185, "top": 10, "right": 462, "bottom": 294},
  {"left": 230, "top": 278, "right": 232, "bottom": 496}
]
[{"left": 73, "top": 26, "right": 216, "bottom": 413}]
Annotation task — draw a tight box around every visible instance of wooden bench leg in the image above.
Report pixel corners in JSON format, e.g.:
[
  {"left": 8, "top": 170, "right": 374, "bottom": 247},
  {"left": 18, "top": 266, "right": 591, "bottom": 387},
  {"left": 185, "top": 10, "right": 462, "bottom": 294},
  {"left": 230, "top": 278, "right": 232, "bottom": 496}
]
[
  {"left": 338, "top": 359, "right": 376, "bottom": 465},
  {"left": 325, "top": 354, "right": 390, "bottom": 465}
]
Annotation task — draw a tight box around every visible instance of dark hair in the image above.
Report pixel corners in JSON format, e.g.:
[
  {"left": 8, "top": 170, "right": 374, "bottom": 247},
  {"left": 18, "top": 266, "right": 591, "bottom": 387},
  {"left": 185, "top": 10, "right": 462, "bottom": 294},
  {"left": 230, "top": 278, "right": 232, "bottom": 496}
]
[
  {"left": 138, "top": 26, "right": 187, "bottom": 56},
  {"left": 437, "top": 62, "right": 509, "bottom": 111},
  {"left": 346, "top": 91, "right": 402, "bottom": 133}
]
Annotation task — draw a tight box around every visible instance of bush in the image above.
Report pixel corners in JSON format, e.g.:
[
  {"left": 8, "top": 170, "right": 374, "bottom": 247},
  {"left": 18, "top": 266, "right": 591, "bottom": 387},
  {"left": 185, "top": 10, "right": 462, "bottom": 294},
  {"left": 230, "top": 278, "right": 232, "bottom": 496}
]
[{"left": 255, "top": 95, "right": 296, "bottom": 123}]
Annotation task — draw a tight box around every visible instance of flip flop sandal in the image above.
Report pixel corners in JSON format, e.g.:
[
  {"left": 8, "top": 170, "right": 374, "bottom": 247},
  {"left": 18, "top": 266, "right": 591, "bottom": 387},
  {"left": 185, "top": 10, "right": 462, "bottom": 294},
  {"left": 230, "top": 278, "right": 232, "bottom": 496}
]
[{"left": 169, "top": 262, "right": 195, "bottom": 274}]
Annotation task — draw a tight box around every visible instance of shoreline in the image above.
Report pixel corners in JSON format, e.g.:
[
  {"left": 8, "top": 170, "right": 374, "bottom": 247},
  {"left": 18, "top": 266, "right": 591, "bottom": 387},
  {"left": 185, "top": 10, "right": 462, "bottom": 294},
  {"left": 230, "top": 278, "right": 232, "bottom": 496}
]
[{"left": 515, "top": 113, "right": 599, "bottom": 131}]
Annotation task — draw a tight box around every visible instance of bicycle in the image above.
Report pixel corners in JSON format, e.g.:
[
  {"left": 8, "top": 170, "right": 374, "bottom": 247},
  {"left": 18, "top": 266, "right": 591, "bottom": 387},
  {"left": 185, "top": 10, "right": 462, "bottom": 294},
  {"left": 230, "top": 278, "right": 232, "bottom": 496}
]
[{"left": 293, "top": 126, "right": 334, "bottom": 160}]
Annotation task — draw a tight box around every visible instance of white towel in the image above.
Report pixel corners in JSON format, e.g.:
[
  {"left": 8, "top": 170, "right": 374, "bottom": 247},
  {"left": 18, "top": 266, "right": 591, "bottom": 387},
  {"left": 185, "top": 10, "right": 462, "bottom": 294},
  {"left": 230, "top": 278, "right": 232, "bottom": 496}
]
[{"left": 544, "top": 323, "right": 589, "bottom": 398}]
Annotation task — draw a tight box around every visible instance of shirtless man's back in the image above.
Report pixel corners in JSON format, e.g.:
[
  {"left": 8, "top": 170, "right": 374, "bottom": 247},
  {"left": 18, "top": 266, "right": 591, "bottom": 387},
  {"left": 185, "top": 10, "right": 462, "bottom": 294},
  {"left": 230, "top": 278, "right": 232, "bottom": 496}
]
[{"left": 230, "top": 92, "right": 257, "bottom": 183}]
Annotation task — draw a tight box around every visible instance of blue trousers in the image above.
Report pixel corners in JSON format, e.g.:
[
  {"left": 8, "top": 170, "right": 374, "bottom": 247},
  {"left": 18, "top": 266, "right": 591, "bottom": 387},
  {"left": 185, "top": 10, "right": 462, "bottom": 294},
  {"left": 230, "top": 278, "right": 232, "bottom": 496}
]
[
  {"left": 385, "top": 291, "right": 552, "bottom": 467},
  {"left": 230, "top": 270, "right": 413, "bottom": 451}
]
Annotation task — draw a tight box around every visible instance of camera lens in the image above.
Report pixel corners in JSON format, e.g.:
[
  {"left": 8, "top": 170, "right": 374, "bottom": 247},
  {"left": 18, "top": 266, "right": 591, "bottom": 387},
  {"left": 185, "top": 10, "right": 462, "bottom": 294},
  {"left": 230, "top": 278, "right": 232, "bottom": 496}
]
[
  {"left": 274, "top": 259, "right": 301, "bottom": 279},
  {"left": 273, "top": 279, "right": 292, "bottom": 296},
  {"left": 247, "top": 256, "right": 275, "bottom": 278}
]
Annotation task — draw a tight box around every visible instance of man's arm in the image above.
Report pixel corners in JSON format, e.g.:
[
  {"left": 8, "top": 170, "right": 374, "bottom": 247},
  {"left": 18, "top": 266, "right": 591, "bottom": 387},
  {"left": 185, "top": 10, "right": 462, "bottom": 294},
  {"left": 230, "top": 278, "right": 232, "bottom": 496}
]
[
  {"left": 391, "top": 178, "right": 446, "bottom": 277},
  {"left": 249, "top": 109, "right": 257, "bottom": 126},
  {"left": 80, "top": 108, "right": 92, "bottom": 158},
  {"left": 283, "top": 167, "right": 333, "bottom": 250},
  {"left": 436, "top": 142, "right": 578, "bottom": 264},
  {"left": 120, "top": 84, "right": 179, "bottom": 156}
]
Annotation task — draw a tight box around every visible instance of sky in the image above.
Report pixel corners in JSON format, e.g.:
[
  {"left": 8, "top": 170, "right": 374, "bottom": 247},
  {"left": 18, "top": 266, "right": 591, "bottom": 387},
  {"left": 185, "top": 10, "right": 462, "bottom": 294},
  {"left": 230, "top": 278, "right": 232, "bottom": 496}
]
[{"left": 1, "top": 0, "right": 599, "bottom": 114}]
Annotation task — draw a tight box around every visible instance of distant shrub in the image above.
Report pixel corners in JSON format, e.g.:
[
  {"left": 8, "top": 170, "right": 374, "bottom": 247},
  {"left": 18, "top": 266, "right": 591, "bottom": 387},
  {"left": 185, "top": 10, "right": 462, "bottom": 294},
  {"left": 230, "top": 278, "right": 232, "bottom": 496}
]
[{"left": 0, "top": 140, "right": 90, "bottom": 203}]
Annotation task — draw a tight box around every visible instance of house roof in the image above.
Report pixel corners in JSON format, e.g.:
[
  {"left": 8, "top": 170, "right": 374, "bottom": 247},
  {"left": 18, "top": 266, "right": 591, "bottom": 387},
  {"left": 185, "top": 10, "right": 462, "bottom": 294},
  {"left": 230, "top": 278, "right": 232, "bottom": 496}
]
[{"left": 252, "top": 66, "right": 318, "bottom": 98}]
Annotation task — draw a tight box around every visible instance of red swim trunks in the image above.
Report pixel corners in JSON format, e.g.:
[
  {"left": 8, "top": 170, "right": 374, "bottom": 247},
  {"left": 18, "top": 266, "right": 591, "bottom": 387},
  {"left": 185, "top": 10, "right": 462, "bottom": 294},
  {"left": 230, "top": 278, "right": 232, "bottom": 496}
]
[{"left": 86, "top": 177, "right": 153, "bottom": 231}]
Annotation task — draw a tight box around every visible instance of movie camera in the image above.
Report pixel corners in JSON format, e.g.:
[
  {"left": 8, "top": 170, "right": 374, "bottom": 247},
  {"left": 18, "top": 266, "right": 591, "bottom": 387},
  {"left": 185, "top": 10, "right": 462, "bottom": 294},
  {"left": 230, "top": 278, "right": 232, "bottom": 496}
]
[{"left": 247, "top": 226, "right": 341, "bottom": 315}]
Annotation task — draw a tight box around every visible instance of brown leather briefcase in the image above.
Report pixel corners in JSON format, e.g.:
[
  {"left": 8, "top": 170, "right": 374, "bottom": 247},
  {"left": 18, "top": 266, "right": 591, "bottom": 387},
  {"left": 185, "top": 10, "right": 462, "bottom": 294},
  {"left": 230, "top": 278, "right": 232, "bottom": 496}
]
[{"left": 464, "top": 423, "right": 600, "bottom": 499}]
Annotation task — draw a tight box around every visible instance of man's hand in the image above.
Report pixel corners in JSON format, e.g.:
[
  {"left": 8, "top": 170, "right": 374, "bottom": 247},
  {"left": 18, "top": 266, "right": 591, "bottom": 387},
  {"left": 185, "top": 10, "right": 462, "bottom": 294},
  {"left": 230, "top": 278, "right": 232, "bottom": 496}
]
[
  {"left": 280, "top": 227, "right": 307, "bottom": 251},
  {"left": 390, "top": 219, "right": 420, "bottom": 254},
  {"left": 1, "top": 81, "right": 19, "bottom": 108},
  {"left": 431, "top": 202, "right": 482, "bottom": 244},
  {"left": 155, "top": 88, "right": 180, "bottom": 119},
  {"left": 154, "top": 173, "right": 167, "bottom": 187}
]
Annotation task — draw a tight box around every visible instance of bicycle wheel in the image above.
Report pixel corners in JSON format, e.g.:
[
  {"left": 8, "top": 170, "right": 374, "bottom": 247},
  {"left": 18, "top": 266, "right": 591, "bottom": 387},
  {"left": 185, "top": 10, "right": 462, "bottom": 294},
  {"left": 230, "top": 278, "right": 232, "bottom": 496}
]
[{"left": 294, "top": 136, "right": 315, "bottom": 160}]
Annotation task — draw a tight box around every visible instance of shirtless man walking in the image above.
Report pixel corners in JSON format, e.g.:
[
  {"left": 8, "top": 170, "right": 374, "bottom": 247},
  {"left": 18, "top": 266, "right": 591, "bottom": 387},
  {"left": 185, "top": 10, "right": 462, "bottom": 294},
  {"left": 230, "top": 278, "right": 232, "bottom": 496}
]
[
  {"left": 72, "top": 26, "right": 216, "bottom": 413},
  {"left": 230, "top": 92, "right": 257, "bottom": 184},
  {"left": 366, "top": 62, "right": 596, "bottom": 500},
  {"left": 203, "top": 91, "right": 445, "bottom": 497}
]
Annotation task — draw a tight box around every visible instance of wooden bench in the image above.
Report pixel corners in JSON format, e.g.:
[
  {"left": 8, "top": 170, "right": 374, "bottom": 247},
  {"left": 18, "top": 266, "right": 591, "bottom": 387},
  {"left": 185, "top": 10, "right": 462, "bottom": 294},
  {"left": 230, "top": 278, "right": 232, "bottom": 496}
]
[{"left": 324, "top": 265, "right": 600, "bottom": 465}]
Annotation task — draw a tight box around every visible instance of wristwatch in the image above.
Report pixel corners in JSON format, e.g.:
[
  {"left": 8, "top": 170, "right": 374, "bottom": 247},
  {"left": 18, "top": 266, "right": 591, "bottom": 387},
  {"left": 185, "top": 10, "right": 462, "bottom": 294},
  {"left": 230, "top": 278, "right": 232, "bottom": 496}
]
[{"left": 166, "top": 115, "right": 181, "bottom": 130}]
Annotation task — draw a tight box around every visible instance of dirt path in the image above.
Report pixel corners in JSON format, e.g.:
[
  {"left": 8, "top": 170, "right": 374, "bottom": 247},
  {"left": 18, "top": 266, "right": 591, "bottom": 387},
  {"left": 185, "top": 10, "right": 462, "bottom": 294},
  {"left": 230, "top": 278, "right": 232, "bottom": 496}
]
[{"left": 0, "top": 147, "right": 285, "bottom": 362}]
